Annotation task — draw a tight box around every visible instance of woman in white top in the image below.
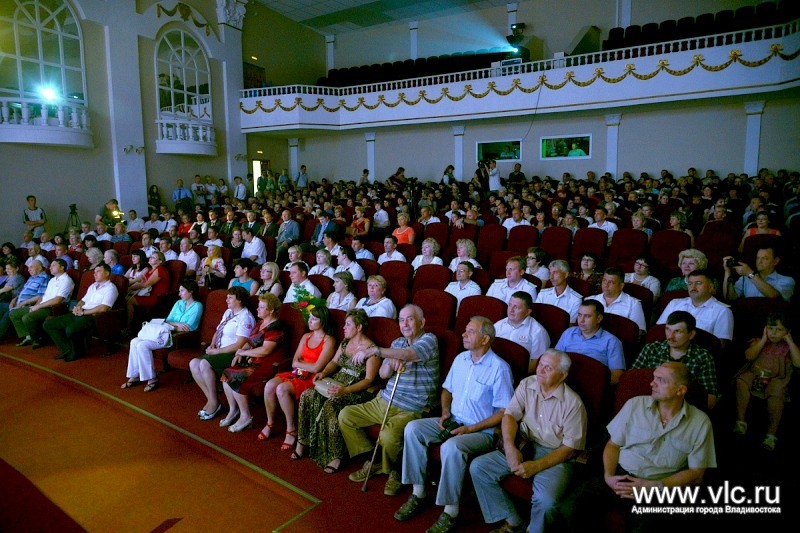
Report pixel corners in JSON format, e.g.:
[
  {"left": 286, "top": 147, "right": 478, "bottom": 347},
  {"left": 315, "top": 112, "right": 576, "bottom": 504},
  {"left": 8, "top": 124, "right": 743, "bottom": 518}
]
[
  {"left": 447, "top": 238, "right": 481, "bottom": 272},
  {"left": 354, "top": 275, "right": 396, "bottom": 319},
  {"left": 308, "top": 249, "right": 336, "bottom": 279},
  {"left": 189, "top": 286, "right": 256, "bottom": 421},
  {"left": 525, "top": 246, "right": 550, "bottom": 284},
  {"left": 624, "top": 254, "right": 662, "bottom": 300},
  {"left": 411, "top": 238, "right": 444, "bottom": 270},
  {"left": 327, "top": 271, "right": 357, "bottom": 311}
]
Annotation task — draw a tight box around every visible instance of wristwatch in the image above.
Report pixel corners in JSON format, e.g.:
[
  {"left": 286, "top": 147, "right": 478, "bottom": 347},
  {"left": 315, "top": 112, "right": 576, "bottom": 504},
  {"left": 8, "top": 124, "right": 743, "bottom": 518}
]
[{"left": 747, "top": 272, "right": 755, "bottom": 279}]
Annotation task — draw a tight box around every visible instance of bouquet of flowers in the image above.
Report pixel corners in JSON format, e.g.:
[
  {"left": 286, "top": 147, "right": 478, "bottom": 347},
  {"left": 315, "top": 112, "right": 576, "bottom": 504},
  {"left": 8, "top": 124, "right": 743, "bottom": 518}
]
[{"left": 292, "top": 284, "right": 327, "bottom": 323}]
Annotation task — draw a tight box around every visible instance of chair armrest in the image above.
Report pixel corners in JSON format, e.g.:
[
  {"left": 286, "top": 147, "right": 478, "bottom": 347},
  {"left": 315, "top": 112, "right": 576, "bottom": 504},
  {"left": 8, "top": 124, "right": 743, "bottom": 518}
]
[{"left": 172, "top": 330, "right": 200, "bottom": 350}]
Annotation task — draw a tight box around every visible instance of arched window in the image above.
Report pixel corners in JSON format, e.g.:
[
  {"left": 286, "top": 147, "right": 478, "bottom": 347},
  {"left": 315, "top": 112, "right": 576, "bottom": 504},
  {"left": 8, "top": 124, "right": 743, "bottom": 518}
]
[
  {"left": 0, "top": 0, "right": 86, "bottom": 104},
  {"left": 155, "top": 29, "right": 211, "bottom": 121}
]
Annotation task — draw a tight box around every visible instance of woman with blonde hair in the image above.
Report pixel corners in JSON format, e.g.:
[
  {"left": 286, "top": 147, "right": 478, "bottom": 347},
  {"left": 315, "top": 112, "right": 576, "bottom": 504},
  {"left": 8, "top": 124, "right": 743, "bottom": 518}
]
[
  {"left": 630, "top": 210, "right": 653, "bottom": 241},
  {"left": 668, "top": 210, "right": 694, "bottom": 247},
  {"left": 411, "top": 238, "right": 443, "bottom": 270},
  {"left": 447, "top": 238, "right": 481, "bottom": 271},
  {"left": 392, "top": 212, "right": 415, "bottom": 245},
  {"left": 327, "top": 271, "right": 357, "bottom": 311},
  {"left": 354, "top": 275, "right": 396, "bottom": 318},
  {"left": 198, "top": 244, "right": 227, "bottom": 287},
  {"left": 257, "top": 262, "right": 283, "bottom": 298},
  {"left": 665, "top": 248, "right": 715, "bottom": 292},
  {"left": 348, "top": 206, "right": 371, "bottom": 238}
]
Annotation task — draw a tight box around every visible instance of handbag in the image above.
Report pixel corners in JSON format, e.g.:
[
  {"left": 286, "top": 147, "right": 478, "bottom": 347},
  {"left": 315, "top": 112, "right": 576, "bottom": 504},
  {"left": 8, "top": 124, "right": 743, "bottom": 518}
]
[
  {"left": 314, "top": 377, "right": 345, "bottom": 398},
  {"left": 138, "top": 318, "right": 173, "bottom": 347},
  {"left": 136, "top": 285, "right": 152, "bottom": 296}
]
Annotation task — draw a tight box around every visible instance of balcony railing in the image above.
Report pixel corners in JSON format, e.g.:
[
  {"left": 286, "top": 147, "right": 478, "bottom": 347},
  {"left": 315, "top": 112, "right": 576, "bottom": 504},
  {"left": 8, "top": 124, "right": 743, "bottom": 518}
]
[
  {"left": 155, "top": 117, "right": 217, "bottom": 156},
  {"left": 240, "top": 18, "right": 800, "bottom": 134},
  {"left": 0, "top": 97, "right": 93, "bottom": 148}
]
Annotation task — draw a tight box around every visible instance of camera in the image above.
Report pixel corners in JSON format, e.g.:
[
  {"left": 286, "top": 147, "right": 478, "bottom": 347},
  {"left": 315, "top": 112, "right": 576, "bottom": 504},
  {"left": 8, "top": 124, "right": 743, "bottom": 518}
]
[
  {"left": 69, "top": 203, "right": 78, "bottom": 214},
  {"left": 437, "top": 417, "right": 463, "bottom": 441},
  {"left": 725, "top": 257, "right": 740, "bottom": 268}
]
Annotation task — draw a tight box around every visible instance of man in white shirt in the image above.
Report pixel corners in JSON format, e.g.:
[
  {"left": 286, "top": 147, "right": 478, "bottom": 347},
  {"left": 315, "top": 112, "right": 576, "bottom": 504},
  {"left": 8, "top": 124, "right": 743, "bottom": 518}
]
[
  {"left": 203, "top": 227, "right": 224, "bottom": 248},
  {"left": 233, "top": 175, "right": 247, "bottom": 201},
  {"left": 241, "top": 228, "right": 267, "bottom": 265},
  {"left": 487, "top": 256, "right": 537, "bottom": 304},
  {"left": 11, "top": 258, "right": 74, "bottom": 349},
  {"left": 586, "top": 268, "right": 647, "bottom": 333},
  {"left": 418, "top": 206, "right": 441, "bottom": 227},
  {"left": 588, "top": 206, "right": 618, "bottom": 245},
  {"left": 139, "top": 233, "right": 158, "bottom": 258},
  {"left": 372, "top": 201, "right": 390, "bottom": 236},
  {"left": 487, "top": 160, "right": 501, "bottom": 192},
  {"left": 335, "top": 245, "right": 365, "bottom": 281},
  {"left": 158, "top": 238, "right": 178, "bottom": 261},
  {"left": 536, "top": 260, "right": 583, "bottom": 323},
  {"left": 501, "top": 208, "right": 530, "bottom": 236},
  {"left": 79, "top": 222, "right": 96, "bottom": 241},
  {"left": 177, "top": 237, "right": 201, "bottom": 277},
  {"left": 657, "top": 269, "right": 733, "bottom": 347},
  {"left": 352, "top": 236, "right": 375, "bottom": 260},
  {"left": 95, "top": 223, "right": 112, "bottom": 242},
  {"left": 37, "top": 231, "right": 55, "bottom": 252},
  {"left": 444, "top": 261, "right": 482, "bottom": 310},
  {"left": 126, "top": 210, "right": 145, "bottom": 232},
  {"left": 143, "top": 212, "right": 165, "bottom": 233},
  {"left": 378, "top": 236, "right": 407, "bottom": 265},
  {"left": 284, "top": 262, "right": 321, "bottom": 303},
  {"left": 43, "top": 263, "right": 118, "bottom": 362},
  {"left": 25, "top": 243, "right": 50, "bottom": 269},
  {"left": 162, "top": 211, "right": 178, "bottom": 231},
  {"left": 494, "top": 292, "right": 550, "bottom": 374}
]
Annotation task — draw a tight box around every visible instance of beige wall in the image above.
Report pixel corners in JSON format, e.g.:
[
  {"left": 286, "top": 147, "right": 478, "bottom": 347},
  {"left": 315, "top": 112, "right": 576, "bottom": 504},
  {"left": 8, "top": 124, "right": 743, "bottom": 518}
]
[
  {"left": 241, "top": 6, "right": 326, "bottom": 86},
  {"left": 759, "top": 93, "right": 800, "bottom": 171}
]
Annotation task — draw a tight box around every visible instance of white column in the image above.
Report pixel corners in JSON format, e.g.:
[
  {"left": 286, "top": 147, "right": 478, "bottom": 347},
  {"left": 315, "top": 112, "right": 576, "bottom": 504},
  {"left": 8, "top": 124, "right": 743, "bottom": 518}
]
[
  {"left": 605, "top": 113, "right": 621, "bottom": 180},
  {"left": 744, "top": 101, "right": 765, "bottom": 177},
  {"left": 288, "top": 138, "right": 300, "bottom": 179},
  {"left": 507, "top": 3, "right": 518, "bottom": 28},
  {"left": 452, "top": 125, "right": 465, "bottom": 182},
  {"left": 101, "top": 12, "right": 148, "bottom": 217},
  {"left": 365, "top": 132, "right": 376, "bottom": 183},
  {"left": 217, "top": 7, "right": 248, "bottom": 184},
  {"left": 409, "top": 22, "right": 418, "bottom": 60},
  {"left": 326, "top": 35, "right": 336, "bottom": 71}
]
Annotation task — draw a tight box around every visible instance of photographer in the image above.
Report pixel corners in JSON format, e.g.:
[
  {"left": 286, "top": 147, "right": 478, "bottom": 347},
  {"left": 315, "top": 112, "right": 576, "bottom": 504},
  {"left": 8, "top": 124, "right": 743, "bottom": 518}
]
[
  {"left": 471, "top": 161, "right": 489, "bottom": 194},
  {"left": 723, "top": 247, "right": 795, "bottom": 302}
]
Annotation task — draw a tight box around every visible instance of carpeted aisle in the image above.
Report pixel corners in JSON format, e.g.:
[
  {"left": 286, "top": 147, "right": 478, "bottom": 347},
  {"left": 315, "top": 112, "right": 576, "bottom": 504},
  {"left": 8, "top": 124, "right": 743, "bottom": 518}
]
[{"left": 0, "top": 353, "right": 315, "bottom": 532}]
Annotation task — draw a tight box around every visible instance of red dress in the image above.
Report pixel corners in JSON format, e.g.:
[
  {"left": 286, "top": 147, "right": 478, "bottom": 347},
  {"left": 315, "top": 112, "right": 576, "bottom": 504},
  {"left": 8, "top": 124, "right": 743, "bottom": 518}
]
[
  {"left": 276, "top": 333, "right": 328, "bottom": 395},
  {"left": 134, "top": 265, "right": 169, "bottom": 306}
]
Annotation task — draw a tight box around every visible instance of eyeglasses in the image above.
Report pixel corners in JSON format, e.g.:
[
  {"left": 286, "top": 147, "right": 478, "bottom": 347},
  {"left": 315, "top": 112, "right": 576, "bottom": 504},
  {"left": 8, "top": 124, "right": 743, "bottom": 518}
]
[{"left": 634, "top": 261, "right": 649, "bottom": 268}]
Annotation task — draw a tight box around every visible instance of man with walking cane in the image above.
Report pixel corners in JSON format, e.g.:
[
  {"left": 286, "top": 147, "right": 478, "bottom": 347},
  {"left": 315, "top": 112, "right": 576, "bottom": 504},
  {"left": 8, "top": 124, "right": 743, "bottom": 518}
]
[{"left": 339, "top": 304, "right": 439, "bottom": 496}]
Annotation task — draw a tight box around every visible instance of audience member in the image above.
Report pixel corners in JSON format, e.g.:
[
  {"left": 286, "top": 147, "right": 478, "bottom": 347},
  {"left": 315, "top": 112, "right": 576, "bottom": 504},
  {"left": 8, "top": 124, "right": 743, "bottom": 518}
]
[
  {"left": 555, "top": 300, "right": 625, "bottom": 384},
  {"left": 723, "top": 247, "right": 794, "bottom": 302},
  {"left": 377, "top": 235, "right": 407, "bottom": 265},
  {"left": 10, "top": 259, "right": 73, "bottom": 349},
  {"left": 586, "top": 268, "right": 647, "bottom": 333},
  {"left": 536, "top": 259, "right": 583, "bottom": 323},
  {"left": 657, "top": 270, "right": 733, "bottom": 346},
  {"left": 487, "top": 256, "right": 538, "bottom": 304},
  {"left": 494, "top": 291, "right": 550, "bottom": 373}
]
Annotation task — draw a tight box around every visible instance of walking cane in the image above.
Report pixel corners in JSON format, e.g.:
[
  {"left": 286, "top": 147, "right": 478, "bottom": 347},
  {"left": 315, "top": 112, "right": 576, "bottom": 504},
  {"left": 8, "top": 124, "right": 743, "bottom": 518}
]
[{"left": 362, "top": 365, "right": 405, "bottom": 492}]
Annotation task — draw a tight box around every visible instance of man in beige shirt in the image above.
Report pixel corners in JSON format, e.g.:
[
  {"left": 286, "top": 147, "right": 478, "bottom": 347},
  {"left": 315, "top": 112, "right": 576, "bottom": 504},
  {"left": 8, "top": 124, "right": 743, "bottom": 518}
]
[{"left": 469, "top": 349, "right": 587, "bottom": 533}]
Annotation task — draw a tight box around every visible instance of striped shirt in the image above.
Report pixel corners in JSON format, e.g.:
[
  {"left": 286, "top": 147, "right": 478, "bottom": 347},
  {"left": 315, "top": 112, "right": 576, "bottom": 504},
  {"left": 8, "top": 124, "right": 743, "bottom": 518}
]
[{"left": 380, "top": 332, "right": 439, "bottom": 413}]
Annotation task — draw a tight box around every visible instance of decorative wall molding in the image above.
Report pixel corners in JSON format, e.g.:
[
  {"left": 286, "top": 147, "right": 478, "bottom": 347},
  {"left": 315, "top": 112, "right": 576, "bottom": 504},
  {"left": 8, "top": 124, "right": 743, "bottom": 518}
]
[
  {"left": 216, "top": 0, "right": 246, "bottom": 30},
  {"left": 157, "top": 1, "right": 213, "bottom": 35}
]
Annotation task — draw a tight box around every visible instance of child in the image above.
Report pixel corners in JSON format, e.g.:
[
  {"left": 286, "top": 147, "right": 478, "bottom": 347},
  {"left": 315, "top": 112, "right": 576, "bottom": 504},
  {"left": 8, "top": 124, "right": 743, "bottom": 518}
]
[{"left": 733, "top": 312, "right": 800, "bottom": 451}]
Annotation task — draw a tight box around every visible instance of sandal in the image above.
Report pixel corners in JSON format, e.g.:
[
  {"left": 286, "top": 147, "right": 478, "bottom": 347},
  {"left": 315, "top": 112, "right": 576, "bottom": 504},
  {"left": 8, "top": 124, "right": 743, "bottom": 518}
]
[
  {"left": 257, "top": 423, "right": 274, "bottom": 442},
  {"left": 120, "top": 380, "right": 140, "bottom": 389},
  {"left": 143, "top": 381, "right": 159, "bottom": 392},
  {"left": 323, "top": 459, "right": 342, "bottom": 474},
  {"left": 291, "top": 442, "right": 307, "bottom": 460},
  {"left": 281, "top": 430, "right": 297, "bottom": 451}
]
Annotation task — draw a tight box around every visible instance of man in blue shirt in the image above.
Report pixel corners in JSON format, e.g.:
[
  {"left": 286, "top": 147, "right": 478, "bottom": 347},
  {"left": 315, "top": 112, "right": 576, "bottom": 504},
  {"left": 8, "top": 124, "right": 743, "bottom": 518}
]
[
  {"left": 0, "top": 260, "right": 49, "bottom": 340},
  {"left": 171, "top": 179, "right": 193, "bottom": 213},
  {"left": 555, "top": 300, "right": 625, "bottom": 384},
  {"left": 295, "top": 165, "right": 309, "bottom": 188}
]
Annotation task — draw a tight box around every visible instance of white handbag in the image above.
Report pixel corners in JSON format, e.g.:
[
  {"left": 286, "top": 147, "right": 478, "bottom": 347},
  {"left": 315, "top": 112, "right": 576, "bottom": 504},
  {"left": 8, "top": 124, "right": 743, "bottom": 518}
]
[
  {"left": 138, "top": 318, "right": 173, "bottom": 347},
  {"left": 314, "top": 377, "right": 345, "bottom": 398}
]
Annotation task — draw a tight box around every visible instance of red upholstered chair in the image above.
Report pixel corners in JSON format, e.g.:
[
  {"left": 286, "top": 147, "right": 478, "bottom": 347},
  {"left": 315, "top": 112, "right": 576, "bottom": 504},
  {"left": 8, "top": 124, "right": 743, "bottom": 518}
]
[
  {"left": 412, "top": 289, "right": 456, "bottom": 330},
  {"left": 447, "top": 225, "right": 478, "bottom": 257},
  {"left": 165, "top": 289, "right": 228, "bottom": 371},
  {"left": 366, "top": 240, "right": 384, "bottom": 260},
  {"left": 470, "top": 267, "right": 491, "bottom": 293},
  {"left": 649, "top": 230, "right": 692, "bottom": 280},
  {"left": 454, "top": 295, "right": 507, "bottom": 341},
  {"left": 308, "top": 274, "right": 333, "bottom": 298},
  {"left": 655, "top": 290, "right": 688, "bottom": 319},
  {"left": 606, "top": 229, "right": 647, "bottom": 272},
  {"left": 507, "top": 225, "right": 539, "bottom": 254},
  {"left": 411, "top": 264, "right": 452, "bottom": 296},
  {"left": 424, "top": 222, "right": 449, "bottom": 251},
  {"left": 428, "top": 325, "right": 462, "bottom": 379},
  {"left": 570, "top": 228, "right": 608, "bottom": 271},
  {"left": 694, "top": 231, "right": 736, "bottom": 281},
  {"left": 356, "top": 258, "right": 379, "bottom": 278},
  {"left": 193, "top": 244, "right": 208, "bottom": 259},
  {"left": 601, "top": 313, "right": 641, "bottom": 368},
  {"left": 731, "top": 297, "right": 792, "bottom": 342},
  {"left": 96, "top": 240, "right": 112, "bottom": 252},
  {"left": 522, "top": 274, "right": 542, "bottom": 290},
  {"left": 740, "top": 234, "right": 784, "bottom": 265},
  {"left": 279, "top": 270, "right": 292, "bottom": 292},
  {"left": 379, "top": 260, "right": 413, "bottom": 288},
  {"left": 492, "top": 337, "right": 530, "bottom": 384},
  {"left": 328, "top": 309, "right": 347, "bottom": 344},
  {"left": 112, "top": 241, "right": 131, "bottom": 256},
  {"left": 622, "top": 282, "right": 654, "bottom": 323},
  {"left": 489, "top": 250, "right": 518, "bottom": 280},
  {"left": 127, "top": 231, "right": 141, "bottom": 243},
  {"left": 352, "top": 280, "right": 368, "bottom": 300},
  {"left": 476, "top": 224, "right": 506, "bottom": 266},
  {"left": 386, "top": 285, "right": 409, "bottom": 308},
  {"left": 159, "top": 259, "right": 187, "bottom": 312},
  {"left": 369, "top": 316, "right": 401, "bottom": 349},
  {"left": 530, "top": 303, "right": 570, "bottom": 345},
  {"left": 279, "top": 304, "right": 309, "bottom": 355},
  {"left": 396, "top": 243, "right": 418, "bottom": 263},
  {"left": 539, "top": 227, "right": 572, "bottom": 262}
]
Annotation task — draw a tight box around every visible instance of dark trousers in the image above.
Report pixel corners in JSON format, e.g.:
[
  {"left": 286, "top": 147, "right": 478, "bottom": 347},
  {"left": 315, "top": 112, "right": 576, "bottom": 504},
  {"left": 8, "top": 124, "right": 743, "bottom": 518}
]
[{"left": 42, "top": 314, "right": 95, "bottom": 358}]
